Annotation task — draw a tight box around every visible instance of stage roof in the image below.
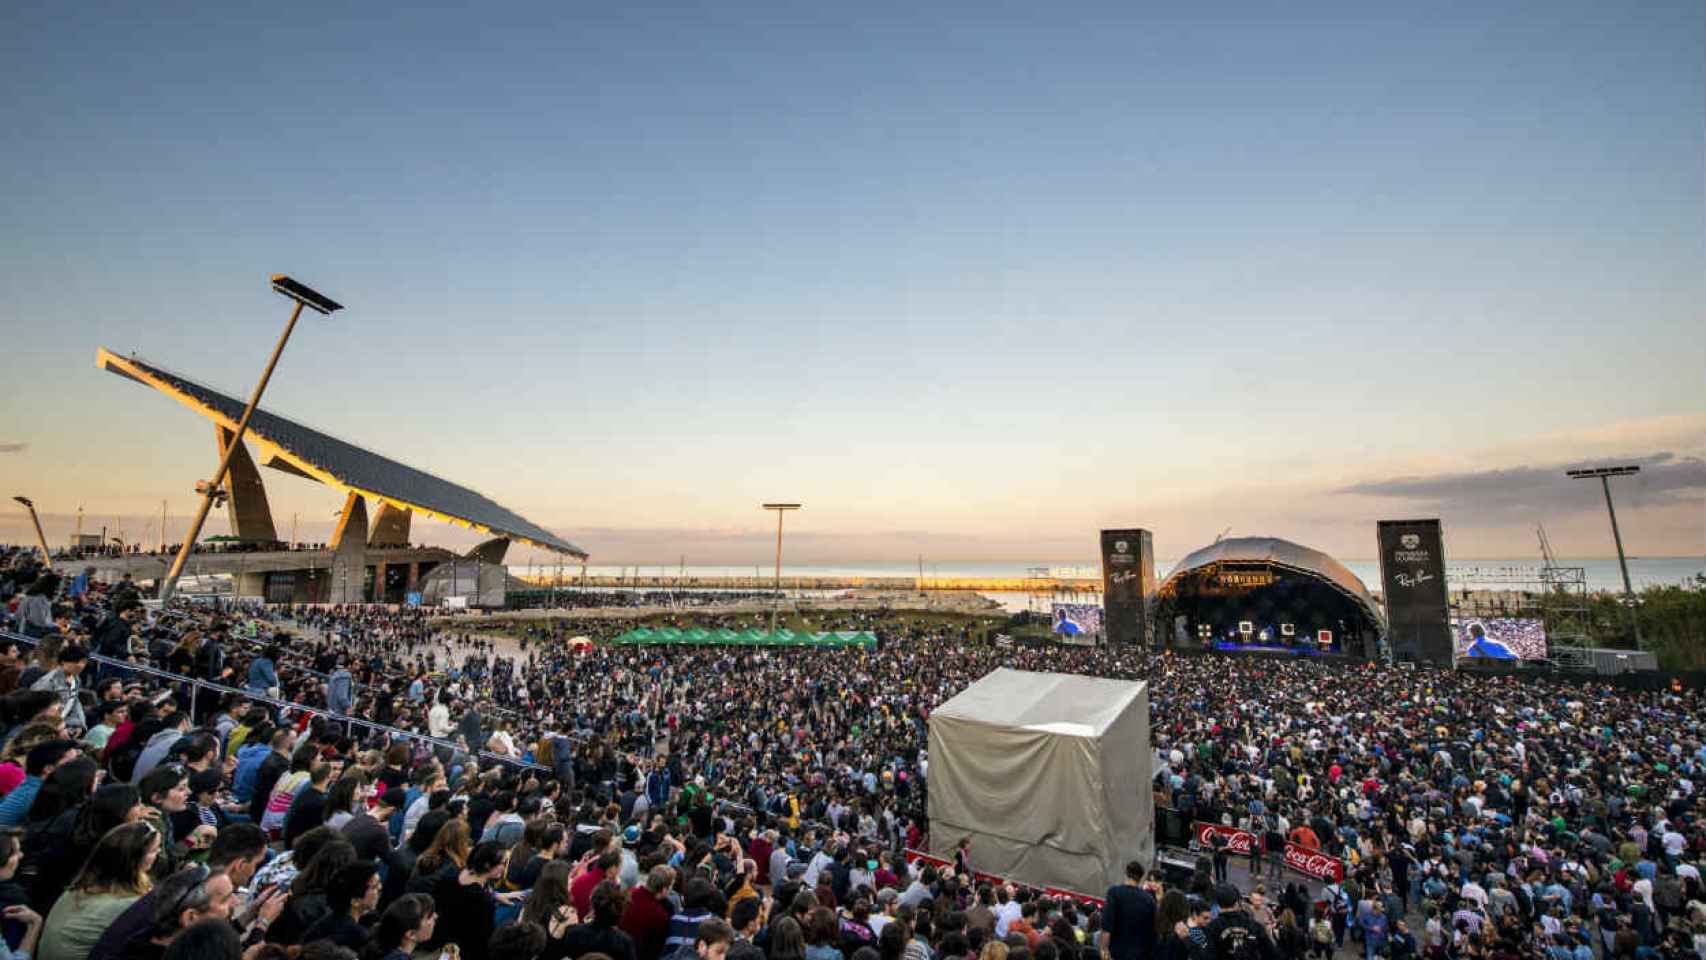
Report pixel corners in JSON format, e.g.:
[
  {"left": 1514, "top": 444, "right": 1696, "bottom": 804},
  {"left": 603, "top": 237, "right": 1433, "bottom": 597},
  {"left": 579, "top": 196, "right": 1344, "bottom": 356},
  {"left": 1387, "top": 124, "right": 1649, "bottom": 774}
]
[
  {"left": 97, "top": 348, "right": 587, "bottom": 557},
  {"left": 1159, "top": 536, "right": 1384, "bottom": 629}
]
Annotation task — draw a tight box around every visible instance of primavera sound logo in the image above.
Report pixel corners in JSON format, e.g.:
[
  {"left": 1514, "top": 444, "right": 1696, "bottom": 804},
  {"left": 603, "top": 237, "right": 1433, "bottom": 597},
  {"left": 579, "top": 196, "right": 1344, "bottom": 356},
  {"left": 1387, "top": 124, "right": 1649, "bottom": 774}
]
[{"left": 1400, "top": 534, "right": 1421, "bottom": 550}]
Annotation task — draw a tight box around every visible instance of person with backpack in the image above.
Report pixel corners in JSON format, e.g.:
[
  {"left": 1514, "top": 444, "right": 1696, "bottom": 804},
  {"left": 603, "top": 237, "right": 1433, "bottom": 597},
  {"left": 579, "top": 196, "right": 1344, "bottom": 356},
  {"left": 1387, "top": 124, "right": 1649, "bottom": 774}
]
[
  {"left": 1204, "top": 885, "right": 1278, "bottom": 960},
  {"left": 1307, "top": 910, "right": 1333, "bottom": 960},
  {"left": 1650, "top": 867, "right": 1684, "bottom": 928},
  {"left": 1323, "top": 880, "right": 1352, "bottom": 950}
]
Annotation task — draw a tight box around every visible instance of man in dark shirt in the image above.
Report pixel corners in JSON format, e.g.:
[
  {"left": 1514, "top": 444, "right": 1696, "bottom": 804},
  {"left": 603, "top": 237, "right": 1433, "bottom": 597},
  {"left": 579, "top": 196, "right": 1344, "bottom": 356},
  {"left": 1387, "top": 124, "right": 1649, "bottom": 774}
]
[
  {"left": 343, "top": 790, "right": 403, "bottom": 864},
  {"left": 249, "top": 730, "right": 294, "bottom": 823},
  {"left": 283, "top": 762, "right": 333, "bottom": 849},
  {"left": 1099, "top": 861, "right": 1159, "bottom": 960},
  {"left": 1204, "top": 885, "right": 1278, "bottom": 960}
]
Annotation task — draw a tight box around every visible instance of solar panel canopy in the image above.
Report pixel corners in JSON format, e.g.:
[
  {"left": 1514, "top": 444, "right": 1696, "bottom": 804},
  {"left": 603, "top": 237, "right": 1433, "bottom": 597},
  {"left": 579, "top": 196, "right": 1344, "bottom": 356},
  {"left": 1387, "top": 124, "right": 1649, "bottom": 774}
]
[{"left": 98, "top": 348, "right": 586, "bottom": 557}]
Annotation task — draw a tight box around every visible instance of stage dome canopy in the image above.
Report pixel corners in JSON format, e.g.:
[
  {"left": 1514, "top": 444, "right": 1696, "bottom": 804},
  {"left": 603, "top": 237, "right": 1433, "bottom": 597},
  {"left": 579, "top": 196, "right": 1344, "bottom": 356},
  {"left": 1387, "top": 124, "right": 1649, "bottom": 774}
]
[{"left": 1157, "top": 536, "right": 1386, "bottom": 637}]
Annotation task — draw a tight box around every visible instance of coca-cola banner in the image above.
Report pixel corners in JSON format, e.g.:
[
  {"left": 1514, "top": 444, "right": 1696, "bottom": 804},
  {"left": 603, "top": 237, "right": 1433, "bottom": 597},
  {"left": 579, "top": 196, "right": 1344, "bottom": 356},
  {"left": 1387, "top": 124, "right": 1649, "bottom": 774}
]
[
  {"left": 1193, "top": 822, "right": 1259, "bottom": 857},
  {"left": 1282, "top": 841, "right": 1344, "bottom": 882}
]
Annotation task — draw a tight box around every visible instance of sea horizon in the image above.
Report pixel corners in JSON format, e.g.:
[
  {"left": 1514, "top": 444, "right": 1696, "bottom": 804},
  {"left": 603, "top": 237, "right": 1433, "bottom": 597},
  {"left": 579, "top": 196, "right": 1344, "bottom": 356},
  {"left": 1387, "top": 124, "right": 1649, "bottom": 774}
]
[{"left": 506, "top": 556, "right": 1704, "bottom": 595}]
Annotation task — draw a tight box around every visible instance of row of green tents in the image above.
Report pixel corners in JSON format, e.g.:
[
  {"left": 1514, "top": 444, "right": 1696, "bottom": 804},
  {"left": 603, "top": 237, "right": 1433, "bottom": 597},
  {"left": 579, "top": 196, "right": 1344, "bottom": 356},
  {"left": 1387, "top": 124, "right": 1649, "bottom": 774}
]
[{"left": 611, "top": 627, "right": 878, "bottom": 649}]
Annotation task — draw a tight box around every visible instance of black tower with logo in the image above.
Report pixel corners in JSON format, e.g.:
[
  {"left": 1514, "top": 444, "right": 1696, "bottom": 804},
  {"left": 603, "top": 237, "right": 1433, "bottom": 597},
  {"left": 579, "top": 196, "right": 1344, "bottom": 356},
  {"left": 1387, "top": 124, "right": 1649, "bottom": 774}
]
[
  {"left": 1100, "top": 528, "right": 1156, "bottom": 648},
  {"left": 1376, "top": 519, "right": 1451, "bottom": 664}
]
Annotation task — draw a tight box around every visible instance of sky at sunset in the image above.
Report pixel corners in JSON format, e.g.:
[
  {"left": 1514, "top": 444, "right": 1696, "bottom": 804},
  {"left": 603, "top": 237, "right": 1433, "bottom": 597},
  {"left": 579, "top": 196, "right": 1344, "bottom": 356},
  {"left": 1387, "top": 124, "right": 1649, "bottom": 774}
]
[{"left": 3, "top": 1, "right": 1702, "bottom": 568}]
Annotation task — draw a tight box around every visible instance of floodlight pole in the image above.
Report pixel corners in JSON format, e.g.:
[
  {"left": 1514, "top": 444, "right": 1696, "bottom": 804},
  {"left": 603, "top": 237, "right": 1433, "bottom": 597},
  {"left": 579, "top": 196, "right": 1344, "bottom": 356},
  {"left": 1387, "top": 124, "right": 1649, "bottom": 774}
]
[
  {"left": 160, "top": 276, "right": 340, "bottom": 603},
  {"left": 1568, "top": 466, "right": 1642, "bottom": 648},
  {"left": 762, "top": 503, "right": 801, "bottom": 635},
  {"left": 11, "top": 497, "right": 54, "bottom": 568}
]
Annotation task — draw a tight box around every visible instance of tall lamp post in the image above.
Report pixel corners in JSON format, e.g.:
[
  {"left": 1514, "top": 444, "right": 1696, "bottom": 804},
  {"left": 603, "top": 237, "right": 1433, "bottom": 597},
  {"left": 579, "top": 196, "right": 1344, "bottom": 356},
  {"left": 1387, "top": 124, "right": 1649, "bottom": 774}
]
[
  {"left": 1567, "top": 465, "right": 1643, "bottom": 648},
  {"left": 158, "top": 275, "right": 343, "bottom": 603},
  {"left": 11, "top": 497, "right": 54, "bottom": 568},
  {"left": 761, "top": 503, "right": 801, "bottom": 635}
]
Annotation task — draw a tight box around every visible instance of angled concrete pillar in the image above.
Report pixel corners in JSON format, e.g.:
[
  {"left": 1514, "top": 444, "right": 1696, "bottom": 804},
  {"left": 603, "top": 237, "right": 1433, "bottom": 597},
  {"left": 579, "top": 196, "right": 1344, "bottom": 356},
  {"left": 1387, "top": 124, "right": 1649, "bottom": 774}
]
[
  {"left": 466, "top": 537, "right": 510, "bottom": 565},
  {"left": 369, "top": 504, "right": 412, "bottom": 548},
  {"left": 216, "top": 426, "right": 279, "bottom": 543},
  {"left": 329, "top": 492, "right": 368, "bottom": 604},
  {"left": 463, "top": 538, "right": 510, "bottom": 607}
]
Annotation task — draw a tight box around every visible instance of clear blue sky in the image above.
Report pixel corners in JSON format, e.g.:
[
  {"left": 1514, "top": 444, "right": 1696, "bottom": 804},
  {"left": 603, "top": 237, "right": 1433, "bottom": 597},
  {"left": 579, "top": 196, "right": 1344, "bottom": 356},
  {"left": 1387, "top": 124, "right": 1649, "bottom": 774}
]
[{"left": 3, "top": 1, "right": 1702, "bottom": 564}]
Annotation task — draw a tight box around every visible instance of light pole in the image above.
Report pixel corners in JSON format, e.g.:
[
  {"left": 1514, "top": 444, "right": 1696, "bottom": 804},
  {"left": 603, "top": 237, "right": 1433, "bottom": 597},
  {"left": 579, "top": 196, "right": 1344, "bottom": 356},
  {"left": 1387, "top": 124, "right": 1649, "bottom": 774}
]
[
  {"left": 159, "top": 275, "right": 342, "bottom": 603},
  {"left": 1567, "top": 465, "right": 1643, "bottom": 648},
  {"left": 762, "top": 503, "right": 801, "bottom": 635},
  {"left": 11, "top": 497, "right": 53, "bottom": 567}
]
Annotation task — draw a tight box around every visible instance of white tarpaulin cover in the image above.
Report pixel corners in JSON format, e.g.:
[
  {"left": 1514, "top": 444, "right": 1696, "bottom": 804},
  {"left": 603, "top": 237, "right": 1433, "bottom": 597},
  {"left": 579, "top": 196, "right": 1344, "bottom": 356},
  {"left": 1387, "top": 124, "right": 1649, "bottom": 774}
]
[{"left": 928, "top": 668, "right": 1152, "bottom": 896}]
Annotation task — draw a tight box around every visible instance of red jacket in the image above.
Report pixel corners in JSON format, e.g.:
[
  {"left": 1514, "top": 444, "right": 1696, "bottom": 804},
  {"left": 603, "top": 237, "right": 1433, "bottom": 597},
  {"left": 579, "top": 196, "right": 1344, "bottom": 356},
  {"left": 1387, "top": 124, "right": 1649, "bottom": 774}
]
[
  {"left": 570, "top": 865, "right": 606, "bottom": 918},
  {"left": 619, "top": 885, "right": 673, "bottom": 960},
  {"left": 749, "top": 836, "right": 774, "bottom": 883}
]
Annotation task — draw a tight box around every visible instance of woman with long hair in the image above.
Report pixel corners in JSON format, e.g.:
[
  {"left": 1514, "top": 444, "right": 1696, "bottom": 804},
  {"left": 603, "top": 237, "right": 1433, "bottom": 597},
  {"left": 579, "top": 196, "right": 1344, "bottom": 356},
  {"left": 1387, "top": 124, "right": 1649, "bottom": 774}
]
[
  {"left": 363, "top": 893, "right": 438, "bottom": 960},
  {"left": 384, "top": 809, "right": 447, "bottom": 906},
  {"left": 323, "top": 771, "right": 372, "bottom": 831},
  {"left": 409, "top": 818, "right": 471, "bottom": 894},
  {"left": 38, "top": 821, "right": 159, "bottom": 960},
  {"left": 24, "top": 756, "right": 97, "bottom": 826},
  {"left": 28, "top": 783, "right": 143, "bottom": 914},
  {"left": 521, "top": 860, "right": 576, "bottom": 934},
  {"left": 770, "top": 917, "right": 809, "bottom": 960},
  {"left": 1154, "top": 891, "right": 1194, "bottom": 960},
  {"left": 805, "top": 907, "right": 845, "bottom": 960},
  {"left": 267, "top": 838, "right": 358, "bottom": 946}
]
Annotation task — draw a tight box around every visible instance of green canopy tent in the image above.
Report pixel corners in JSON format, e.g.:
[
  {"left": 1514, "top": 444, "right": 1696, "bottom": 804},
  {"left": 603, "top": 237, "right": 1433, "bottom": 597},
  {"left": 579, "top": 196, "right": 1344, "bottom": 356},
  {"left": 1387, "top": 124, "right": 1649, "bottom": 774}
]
[{"left": 608, "top": 627, "right": 878, "bottom": 648}]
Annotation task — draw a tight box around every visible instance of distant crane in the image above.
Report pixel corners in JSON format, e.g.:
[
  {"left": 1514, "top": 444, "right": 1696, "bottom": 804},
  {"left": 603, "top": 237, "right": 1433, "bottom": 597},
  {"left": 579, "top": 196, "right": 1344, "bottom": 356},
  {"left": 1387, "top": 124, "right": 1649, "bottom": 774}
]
[
  {"left": 1214, "top": 527, "right": 1232, "bottom": 544},
  {"left": 1537, "top": 524, "right": 1559, "bottom": 570}
]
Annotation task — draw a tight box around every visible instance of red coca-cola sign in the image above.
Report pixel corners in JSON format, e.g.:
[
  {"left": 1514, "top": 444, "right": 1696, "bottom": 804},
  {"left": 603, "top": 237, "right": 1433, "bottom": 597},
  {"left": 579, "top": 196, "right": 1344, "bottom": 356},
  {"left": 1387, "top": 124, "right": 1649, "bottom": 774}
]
[
  {"left": 901, "top": 849, "right": 1103, "bottom": 907},
  {"left": 1193, "top": 822, "right": 1259, "bottom": 856},
  {"left": 1282, "top": 841, "right": 1344, "bottom": 882}
]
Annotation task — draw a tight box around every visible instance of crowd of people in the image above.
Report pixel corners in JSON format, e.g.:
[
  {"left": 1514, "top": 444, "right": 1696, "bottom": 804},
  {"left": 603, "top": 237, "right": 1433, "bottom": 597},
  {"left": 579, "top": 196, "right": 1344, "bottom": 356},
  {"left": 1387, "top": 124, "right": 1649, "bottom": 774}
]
[{"left": 0, "top": 544, "right": 1701, "bottom": 960}]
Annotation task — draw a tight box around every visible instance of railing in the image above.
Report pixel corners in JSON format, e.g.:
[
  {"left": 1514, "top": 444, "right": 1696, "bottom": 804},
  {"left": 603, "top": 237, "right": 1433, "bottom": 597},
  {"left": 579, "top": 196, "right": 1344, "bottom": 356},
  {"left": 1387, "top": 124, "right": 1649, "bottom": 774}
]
[{"left": 0, "top": 629, "right": 551, "bottom": 774}]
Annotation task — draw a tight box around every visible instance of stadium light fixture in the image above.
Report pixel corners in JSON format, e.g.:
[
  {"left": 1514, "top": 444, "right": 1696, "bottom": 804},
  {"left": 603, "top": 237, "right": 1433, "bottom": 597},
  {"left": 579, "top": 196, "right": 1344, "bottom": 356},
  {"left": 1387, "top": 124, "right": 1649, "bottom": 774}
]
[
  {"left": 159, "top": 275, "right": 342, "bottom": 603},
  {"left": 11, "top": 496, "right": 53, "bottom": 568},
  {"left": 270, "top": 275, "right": 344, "bottom": 315},
  {"left": 1567, "top": 464, "right": 1642, "bottom": 647},
  {"left": 762, "top": 503, "right": 802, "bottom": 635}
]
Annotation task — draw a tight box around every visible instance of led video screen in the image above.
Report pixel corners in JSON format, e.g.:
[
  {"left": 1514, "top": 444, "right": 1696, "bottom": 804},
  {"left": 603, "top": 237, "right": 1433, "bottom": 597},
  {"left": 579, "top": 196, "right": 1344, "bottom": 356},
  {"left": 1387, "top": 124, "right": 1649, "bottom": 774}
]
[
  {"left": 1452, "top": 617, "right": 1547, "bottom": 661},
  {"left": 1052, "top": 603, "right": 1104, "bottom": 638}
]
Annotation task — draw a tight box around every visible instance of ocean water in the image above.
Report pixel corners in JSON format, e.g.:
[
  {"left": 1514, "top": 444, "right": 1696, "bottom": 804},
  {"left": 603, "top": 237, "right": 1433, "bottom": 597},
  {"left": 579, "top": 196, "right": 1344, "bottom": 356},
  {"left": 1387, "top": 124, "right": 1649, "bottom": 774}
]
[{"left": 508, "top": 557, "right": 1703, "bottom": 601}]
